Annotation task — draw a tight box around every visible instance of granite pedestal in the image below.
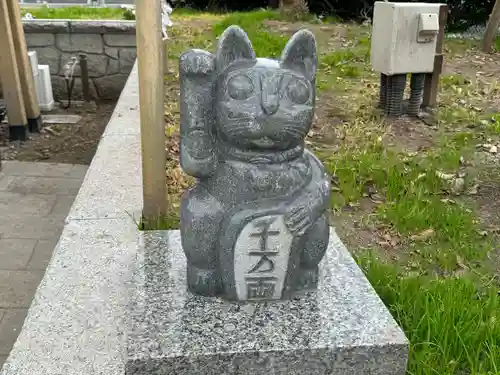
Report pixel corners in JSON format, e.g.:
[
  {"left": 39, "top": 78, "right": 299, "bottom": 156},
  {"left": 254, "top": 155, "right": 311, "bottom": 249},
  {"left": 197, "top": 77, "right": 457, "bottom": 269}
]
[{"left": 126, "top": 229, "right": 409, "bottom": 375}]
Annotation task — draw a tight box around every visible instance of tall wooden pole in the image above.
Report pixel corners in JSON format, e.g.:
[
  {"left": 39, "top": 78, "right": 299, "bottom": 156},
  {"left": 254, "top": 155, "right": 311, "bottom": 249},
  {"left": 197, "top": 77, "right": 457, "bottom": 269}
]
[
  {"left": 7, "top": 0, "right": 42, "bottom": 133},
  {"left": 163, "top": 37, "right": 169, "bottom": 76},
  {"left": 135, "top": 0, "right": 167, "bottom": 220},
  {"left": 422, "top": 4, "right": 448, "bottom": 108},
  {"left": 482, "top": 0, "right": 500, "bottom": 53},
  {"left": 0, "top": 0, "right": 28, "bottom": 141}
]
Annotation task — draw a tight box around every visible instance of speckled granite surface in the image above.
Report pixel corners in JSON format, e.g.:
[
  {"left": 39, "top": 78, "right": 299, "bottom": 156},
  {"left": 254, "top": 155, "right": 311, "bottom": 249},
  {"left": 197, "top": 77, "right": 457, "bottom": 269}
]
[{"left": 126, "top": 229, "right": 409, "bottom": 375}]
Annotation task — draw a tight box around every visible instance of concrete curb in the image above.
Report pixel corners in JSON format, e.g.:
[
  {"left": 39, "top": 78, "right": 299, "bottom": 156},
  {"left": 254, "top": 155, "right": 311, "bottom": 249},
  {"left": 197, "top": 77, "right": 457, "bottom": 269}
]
[{"left": 0, "top": 62, "right": 142, "bottom": 375}]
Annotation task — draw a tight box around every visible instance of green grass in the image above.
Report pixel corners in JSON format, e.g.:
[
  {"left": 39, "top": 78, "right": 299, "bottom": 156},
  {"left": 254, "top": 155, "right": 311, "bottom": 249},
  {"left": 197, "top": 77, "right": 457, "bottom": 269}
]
[
  {"left": 20, "top": 6, "right": 127, "bottom": 20},
  {"left": 359, "top": 254, "right": 500, "bottom": 375},
  {"left": 494, "top": 36, "right": 500, "bottom": 52},
  {"left": 213, "top": 10, "right": 288, "bottom": 58},
  {"left": 137, "top": 212, "right": 180, "bottom": 231},
  {"left": 325, "top": 135, "right": 493, "bottom": 271}
]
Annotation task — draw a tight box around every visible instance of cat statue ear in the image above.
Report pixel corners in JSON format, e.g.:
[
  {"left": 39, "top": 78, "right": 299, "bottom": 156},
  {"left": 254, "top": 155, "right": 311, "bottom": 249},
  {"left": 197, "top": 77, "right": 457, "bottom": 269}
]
[
  {"left": 216, "top": 26, "right": 256, "bottom": 72},
  {"left": 281, "top": 29, "right": 318, "bottom": 81}
]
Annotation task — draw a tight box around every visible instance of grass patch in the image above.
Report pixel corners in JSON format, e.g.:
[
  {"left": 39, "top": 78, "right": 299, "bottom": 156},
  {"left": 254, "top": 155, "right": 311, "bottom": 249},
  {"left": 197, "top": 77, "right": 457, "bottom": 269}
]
[
  {"left": 325, "top": 138, "right": 492, "bottom": 271},
  {"left": 494, "top": 36, "right": 500, "bottom": 52},
  {"left": 213, "top": 10, "right": 288, "bottom": 57},
  {"left": 138, "top": 212, "right": 180, "bottom": 231},
  {"left": 20, "top": 6, "right": 127, "bottom": 20},
  {"left": 172, "top": 7, "right": 207, "bottom": 16},
  {"left": 359, "top": 254, "right": 500, "bottom": 375}
]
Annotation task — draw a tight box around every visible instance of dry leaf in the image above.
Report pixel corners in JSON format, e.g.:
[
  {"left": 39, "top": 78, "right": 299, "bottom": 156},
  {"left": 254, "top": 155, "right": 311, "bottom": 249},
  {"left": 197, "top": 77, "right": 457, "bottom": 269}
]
[
  {"left": 378, "top": 241, "right": 392, "bottom": 249},
  {"left": 456, "top": 255, "right": 468, "bottom": 270},
  {"left": 440, "top": 198, "right": 456, "bottom": 204},
  {"left": 370, "top": 193, "right": 384, "bottom": 204},
  {"left": 410, "top": 228, "right": 435, "bottom": 242},
  {"left": 451, "top": 177, "right": 466, "bottom": 195},
  {"left": 436, "top": 171, "right": 455, "bottom": 180},
  {"left": 467, "top": 184, "right": 479, "bottom": 195}
]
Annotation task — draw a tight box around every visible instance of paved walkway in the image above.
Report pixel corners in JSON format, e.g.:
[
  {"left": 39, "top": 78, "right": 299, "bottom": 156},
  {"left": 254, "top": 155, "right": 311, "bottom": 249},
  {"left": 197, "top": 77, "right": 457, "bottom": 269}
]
[{"left": 0, "top": 161, "right": 87, "bottom": 369}]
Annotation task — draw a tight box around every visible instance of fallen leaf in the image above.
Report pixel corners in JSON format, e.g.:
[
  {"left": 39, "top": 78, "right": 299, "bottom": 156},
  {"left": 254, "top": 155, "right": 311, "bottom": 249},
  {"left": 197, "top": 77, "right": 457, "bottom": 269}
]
[
  {"left": 440, "top": 198, "right": 456, "bottom": 204},
  {"left": 411, "top": 228, "right": 435, "bottom": 242},
  {"left": 377, "top": 241, "right": 392, "bottom": 249},
  {"left": 416, "top": 173, "right": 426, "bottom": 181},
  {"left": 456, "top": 255, "right": 468, "bottom": 270},
  {"left": 466, "top": 184, "right": 479, "bottom": 195},
  {"left": 436, "top": 171, "right": 455, "bottom": 180},
  {"left": 451, "top": 177, "right": 466, "bottom": 195},
  {"left": 369, "top": 193, "right": 384, "bottom": 204}
]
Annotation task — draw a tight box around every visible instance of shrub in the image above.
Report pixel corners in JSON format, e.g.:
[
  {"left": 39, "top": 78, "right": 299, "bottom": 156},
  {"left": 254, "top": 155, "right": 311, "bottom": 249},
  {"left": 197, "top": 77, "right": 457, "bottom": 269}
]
[{"left": 174, "top": 0, "right": 496, "bottom": 31}]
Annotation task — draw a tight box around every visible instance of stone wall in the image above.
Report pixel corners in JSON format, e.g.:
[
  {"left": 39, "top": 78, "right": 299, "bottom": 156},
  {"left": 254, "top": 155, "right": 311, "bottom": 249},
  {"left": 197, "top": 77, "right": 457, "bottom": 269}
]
[{"left": 23, "top": 20, "right": 137, "bottom": 101}]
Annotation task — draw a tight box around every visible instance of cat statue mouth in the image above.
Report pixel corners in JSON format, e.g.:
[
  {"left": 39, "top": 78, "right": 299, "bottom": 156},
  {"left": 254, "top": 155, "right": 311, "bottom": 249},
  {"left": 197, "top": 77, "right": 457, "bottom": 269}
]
[{"left": 251, "top": 137, "right": 275, "bottom": 147}]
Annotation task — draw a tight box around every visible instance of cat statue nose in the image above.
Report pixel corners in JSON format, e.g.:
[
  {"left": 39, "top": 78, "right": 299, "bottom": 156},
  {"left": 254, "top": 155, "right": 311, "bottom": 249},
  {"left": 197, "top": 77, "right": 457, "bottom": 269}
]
[{"left": 261, "top": 95, "right": 280, "bottom": 115}]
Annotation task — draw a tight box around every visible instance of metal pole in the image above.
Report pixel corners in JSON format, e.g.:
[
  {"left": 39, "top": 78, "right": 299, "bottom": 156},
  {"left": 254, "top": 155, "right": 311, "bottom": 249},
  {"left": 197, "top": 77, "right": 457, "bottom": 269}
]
[
  {"left": 387, "top": 74, "right": 406, "bottom": 117},
  {"left": 408, "top": 73, "right": 425, "bottom": 116},
  {"left": 79, "top": 53, "right": 91, "bottom": 102}
]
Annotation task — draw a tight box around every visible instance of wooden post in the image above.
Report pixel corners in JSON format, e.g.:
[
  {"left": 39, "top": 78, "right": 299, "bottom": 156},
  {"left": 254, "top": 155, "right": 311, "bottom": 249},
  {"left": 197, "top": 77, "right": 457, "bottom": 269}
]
[
  {"left": 422, "top": 4, "right": 448, "bottom": 108},
  {"left": 162, "top": 37, "right": 169, "bottom": 76},
  {"left": 7, "top": 0, "right": 42, "bottom": 133},
  {"left": 0, "top": 0, "right": 28, "bottom": 141},
  {"left": 135, "top": 0, "right": 168, "bottom": 220},
  {"left": 482, "top": 0, "right": 500, "bottom": 53}
]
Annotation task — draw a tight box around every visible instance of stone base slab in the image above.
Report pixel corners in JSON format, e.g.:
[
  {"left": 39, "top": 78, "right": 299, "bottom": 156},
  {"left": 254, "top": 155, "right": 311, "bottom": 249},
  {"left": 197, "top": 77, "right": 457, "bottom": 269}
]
[{"left": 126, "top": 229, "right": 409, "bottom": 375}]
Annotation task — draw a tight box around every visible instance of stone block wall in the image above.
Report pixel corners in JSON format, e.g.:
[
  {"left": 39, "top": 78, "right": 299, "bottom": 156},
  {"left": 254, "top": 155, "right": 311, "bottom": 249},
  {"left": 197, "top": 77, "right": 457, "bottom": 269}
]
[{"left": 23, "top": 20, "right": 137, "bottom": 101}]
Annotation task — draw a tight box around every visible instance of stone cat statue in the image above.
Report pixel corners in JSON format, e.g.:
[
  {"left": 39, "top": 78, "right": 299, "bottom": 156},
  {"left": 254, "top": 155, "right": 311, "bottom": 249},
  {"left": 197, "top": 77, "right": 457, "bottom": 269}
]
[{"left": 179, "top": 26, "right": 331, "bottom": 301}]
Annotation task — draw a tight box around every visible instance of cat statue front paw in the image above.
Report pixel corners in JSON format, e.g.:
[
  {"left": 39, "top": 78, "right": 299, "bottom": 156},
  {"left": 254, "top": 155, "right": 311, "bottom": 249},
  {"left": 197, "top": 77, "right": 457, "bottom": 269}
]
[
  {"left": 284, "top": 203, "right": 314, "bottom": 237},
  {"left": 179, "top": 49, "right": 215, "bottom": 76}
]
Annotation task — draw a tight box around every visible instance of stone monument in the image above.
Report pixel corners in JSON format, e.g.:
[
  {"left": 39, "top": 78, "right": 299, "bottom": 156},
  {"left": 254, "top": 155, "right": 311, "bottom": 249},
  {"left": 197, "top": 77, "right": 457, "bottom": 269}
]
[
  {"left": 125, "top": 26, "right": 409, "bottom": 375},
  {"left": 179, "top": 25, "right": 330, "bottom": 301}
]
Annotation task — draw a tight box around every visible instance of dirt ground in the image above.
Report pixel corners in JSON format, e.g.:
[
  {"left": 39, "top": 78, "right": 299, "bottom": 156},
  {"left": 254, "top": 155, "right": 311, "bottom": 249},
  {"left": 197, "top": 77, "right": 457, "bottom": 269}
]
[{"left": 0, "top": 101, "right": 116, "bottom": 165}]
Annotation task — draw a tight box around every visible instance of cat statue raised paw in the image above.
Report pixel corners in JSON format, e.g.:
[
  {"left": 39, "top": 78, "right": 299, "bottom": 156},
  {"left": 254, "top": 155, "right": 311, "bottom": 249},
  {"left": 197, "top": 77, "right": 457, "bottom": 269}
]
[{"left": 179, "top": 25, "right": 331, "bottom": 301}]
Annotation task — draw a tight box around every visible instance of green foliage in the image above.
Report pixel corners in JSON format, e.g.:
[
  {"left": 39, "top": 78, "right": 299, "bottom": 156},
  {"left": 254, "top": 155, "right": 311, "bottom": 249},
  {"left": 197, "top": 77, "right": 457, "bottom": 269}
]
[
  {"left": 213, "top": 11, "right": 288, "bottom": 58},
  {"left": 181, "top": 0, "right": 496, "bottom": 31},
  {"left": 122, "top": 9, "right": 135, "bottom": 20},
  {"left": 138, "top": 212, "right": 180, "bottom": 230},
  {"left": 20, "top": 6, "right": 126, "bottom": 20}
]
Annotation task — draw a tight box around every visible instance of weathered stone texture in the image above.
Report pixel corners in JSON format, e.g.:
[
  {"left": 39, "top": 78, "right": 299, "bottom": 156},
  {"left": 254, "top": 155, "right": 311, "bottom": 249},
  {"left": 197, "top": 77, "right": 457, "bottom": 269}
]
[
  {"left": 103, "top": 34, "right": 136, "bottom": 47},
  {"left": 94, "top": 74, "right": 129, "bottom": 100},
  {"left": 107, "top": 58, "right": 120, "bottom": 75},
  {"left": 25, "top": 33, "right": 55, "bottom": 47},
  {"left": 119, "top": 48, "right": 137, "bottom": 74},
  {"left": 60, "top": 53, "right": 108, "bottom": 78},
  {"left": 24, "top": 21, "right": 137, "bottom": 100},
  {"left": 31, "top": 47, "right": 61, "bottom": 75},
  {"left": 51, "top": 76, "right": 98, "bottom": 100},
  {"left": 105, "top": 46, "right": 119, "bottom": 60},
  {"left": 56, "top": 34, "right": 104, "bottom": 54}
]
